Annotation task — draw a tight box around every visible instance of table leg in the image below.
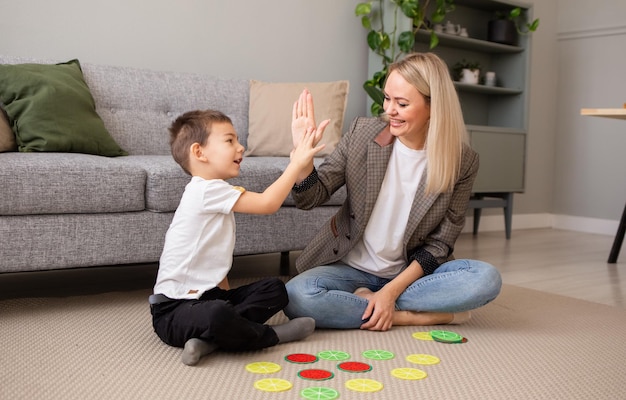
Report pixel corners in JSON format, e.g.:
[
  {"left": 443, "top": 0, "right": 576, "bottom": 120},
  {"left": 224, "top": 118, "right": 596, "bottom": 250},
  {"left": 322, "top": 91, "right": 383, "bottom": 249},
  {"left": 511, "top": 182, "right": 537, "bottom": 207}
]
[{"left": 608, "top": 202, "right": 626, "bottom": 263}]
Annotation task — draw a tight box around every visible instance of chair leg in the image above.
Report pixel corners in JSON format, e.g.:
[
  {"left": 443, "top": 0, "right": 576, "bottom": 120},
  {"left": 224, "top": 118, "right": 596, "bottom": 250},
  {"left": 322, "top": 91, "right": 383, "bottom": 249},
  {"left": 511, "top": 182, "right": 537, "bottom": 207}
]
[
  {"left": 472, "top": 194, "right": 484, "bottom": 235},
  {"left": 473, "top": 208, "right": 482, "bottom": 235},
  {"left": 503, "top": 193, "right": 514, "bottom": 240}
]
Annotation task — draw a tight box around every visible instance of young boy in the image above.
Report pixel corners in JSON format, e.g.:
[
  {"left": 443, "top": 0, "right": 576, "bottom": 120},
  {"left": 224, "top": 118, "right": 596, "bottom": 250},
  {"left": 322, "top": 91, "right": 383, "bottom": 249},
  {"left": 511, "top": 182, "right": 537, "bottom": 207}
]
[{"left": 150, "top": 109, "right": 325, "bottom": 366}]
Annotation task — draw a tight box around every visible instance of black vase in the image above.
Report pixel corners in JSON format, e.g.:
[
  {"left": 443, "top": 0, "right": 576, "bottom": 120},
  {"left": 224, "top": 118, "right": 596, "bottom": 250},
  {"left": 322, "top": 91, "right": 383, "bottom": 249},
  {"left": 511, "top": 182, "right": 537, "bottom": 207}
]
[{"left": 487, "top": 19, "right": 518, "bottom": 45}]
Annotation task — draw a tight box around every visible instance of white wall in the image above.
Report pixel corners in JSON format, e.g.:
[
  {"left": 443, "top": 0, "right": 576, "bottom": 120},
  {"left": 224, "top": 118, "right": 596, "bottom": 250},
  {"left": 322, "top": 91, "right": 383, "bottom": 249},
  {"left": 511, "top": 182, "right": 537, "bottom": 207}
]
[
  {"left": 1, "top": 0, "right": 623, "bottom": 234},
  {"left": 0, "top": 0, "right": 367, "bottom": 133},
  {"left": 553, "top": 0, "right": 626, "bottom": 232},
  {"left": 514, "top": 0, "right": 559, "bottom": 216},
  {"left": 557, "top": 1, "right": 626, "bottom": 32}
]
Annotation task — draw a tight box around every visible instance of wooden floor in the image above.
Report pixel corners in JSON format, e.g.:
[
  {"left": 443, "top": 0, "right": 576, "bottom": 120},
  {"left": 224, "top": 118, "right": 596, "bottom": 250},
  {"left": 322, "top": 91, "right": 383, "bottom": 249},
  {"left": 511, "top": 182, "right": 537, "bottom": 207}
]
[
  {"left": 232, "top": 228, "right": 626, "bottom": 309},
  {"left": 1, "top": 228, "right": 624, "bottom": 308},
  {"left": 452, "top": 228, "right": 625, "bottom": 308}
]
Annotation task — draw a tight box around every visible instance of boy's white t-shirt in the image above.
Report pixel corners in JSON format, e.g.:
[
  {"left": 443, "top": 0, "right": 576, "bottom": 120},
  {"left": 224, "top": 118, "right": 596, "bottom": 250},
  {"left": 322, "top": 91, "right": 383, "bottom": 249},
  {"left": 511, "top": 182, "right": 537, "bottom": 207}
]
[
  {"left": 342, "top": 139, "right": 427, "bottom": 278},
  {"left": 153, "top": 176, "right": 244, "bottom": 299}
]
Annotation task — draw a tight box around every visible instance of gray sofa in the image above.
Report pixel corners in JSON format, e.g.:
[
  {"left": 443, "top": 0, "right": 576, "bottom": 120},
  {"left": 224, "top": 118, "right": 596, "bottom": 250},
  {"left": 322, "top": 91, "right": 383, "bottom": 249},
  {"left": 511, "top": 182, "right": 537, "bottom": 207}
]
[{"left": 0, "top": 55, "right": 345, "bottom": 275}]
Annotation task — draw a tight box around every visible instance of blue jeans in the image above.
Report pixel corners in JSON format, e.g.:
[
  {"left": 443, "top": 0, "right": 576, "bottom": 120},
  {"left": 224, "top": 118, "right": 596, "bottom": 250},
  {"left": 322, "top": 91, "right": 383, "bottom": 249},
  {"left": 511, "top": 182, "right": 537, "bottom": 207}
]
[{"left": 284, "top": 260, "right": 502, "bottom": 329}]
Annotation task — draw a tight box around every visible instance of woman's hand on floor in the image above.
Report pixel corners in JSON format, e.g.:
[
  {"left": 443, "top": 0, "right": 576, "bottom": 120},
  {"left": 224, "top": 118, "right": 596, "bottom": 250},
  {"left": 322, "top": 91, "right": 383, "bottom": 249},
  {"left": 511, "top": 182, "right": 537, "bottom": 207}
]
[{"left": 359, "top": 288, "right": 396, "bottom": 331}]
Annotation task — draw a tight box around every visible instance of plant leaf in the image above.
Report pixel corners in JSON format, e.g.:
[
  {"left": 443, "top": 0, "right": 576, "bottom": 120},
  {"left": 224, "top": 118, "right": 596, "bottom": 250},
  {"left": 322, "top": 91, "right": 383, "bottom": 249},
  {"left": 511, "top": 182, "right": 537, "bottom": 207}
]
[
  {"left": 529, "top": 19, "right": 540, "bottom": 31},
  {"left": 371, "top": 102, "right": 384, "bottom": 116},
  {"left": 429, "top": 31, "right": 439, "bottom": 49},
  {"left": 398, "top": 31, "right": 415, "bottom": 53},
  {"left": 400, "top": 0, "right": 420, "bottom": 18},
  {"left": 433, "top": 0, "right": 454, "bottom": 22},
  {"left": 355, "top": 2, "right": 371, "bottom": 16},
  {"left": 380, "top": 32, "right": 391, "bottom": 50},
  {"left": 431, "top": 13, "right": 445, "bottom": 23},
  {"left": 361, "top": 16, "right": 371, "bottom": 29},
  {"left": 367, "top": 30, "right": 382, "bottom": 51},
  {"left": 372, "top": 69, "right": 388, "bottom": 88},
  {"left": 364, "top": 84, "right": 385, "bottom": 108}
]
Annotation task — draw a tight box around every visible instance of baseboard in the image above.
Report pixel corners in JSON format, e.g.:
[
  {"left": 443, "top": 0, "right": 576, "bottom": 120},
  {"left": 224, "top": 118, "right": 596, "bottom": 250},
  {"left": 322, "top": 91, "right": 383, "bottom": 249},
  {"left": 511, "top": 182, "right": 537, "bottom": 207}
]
[
  {"left": 463, "top": 213, "right": 618, "bottom": 236},
  {"left": 552, "top": 214, "right": 620, "bottom": 236}
]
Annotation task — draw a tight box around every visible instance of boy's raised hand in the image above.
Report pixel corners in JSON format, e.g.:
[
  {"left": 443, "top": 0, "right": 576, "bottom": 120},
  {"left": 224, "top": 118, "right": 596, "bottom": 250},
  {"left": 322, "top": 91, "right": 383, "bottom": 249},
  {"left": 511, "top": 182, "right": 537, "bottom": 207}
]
[
  {"left": 233, "top": 125, "right": 325, "bottom": 216},
  {"left": 290, "top": 126, "right": 326, "bottom": 169},
  {"left": 292, "top": 89, "right": 330, "bottom": 149}
]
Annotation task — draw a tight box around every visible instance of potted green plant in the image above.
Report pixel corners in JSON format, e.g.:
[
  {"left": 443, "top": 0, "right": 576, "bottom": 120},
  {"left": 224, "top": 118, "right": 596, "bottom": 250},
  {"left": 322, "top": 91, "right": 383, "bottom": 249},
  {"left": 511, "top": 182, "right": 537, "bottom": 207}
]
[
  {"left": 487, "top": 7, "right": 540, "bottom": 45},
  {"left": 355, "top": 0, "right": 455, "bottom": 115},
  {"left": 452, "top": 59, "right": 481, "bottom": 84}
]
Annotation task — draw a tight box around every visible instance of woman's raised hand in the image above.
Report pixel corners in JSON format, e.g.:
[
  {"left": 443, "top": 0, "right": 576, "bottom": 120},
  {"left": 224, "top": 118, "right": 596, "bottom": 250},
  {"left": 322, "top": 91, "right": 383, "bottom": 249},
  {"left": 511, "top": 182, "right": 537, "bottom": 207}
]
[{"left": 292, "top": 88, "right": 330, "bottom": 149}]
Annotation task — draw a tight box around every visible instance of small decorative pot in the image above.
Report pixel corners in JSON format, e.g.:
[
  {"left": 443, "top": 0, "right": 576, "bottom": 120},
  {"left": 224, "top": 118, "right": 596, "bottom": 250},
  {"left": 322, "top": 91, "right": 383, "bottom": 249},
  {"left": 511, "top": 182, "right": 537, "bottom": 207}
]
[
  {"left": 487, "top": 19, "right": 518, "bottom": 45},
  {"left": 459, "top": 68, "right": 480, "bottom": 84}
]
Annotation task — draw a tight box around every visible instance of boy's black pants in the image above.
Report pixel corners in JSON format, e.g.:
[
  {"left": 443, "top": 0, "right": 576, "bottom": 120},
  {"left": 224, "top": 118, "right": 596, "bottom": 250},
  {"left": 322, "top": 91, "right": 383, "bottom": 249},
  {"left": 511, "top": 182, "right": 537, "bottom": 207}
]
[{"left": 151, "top": 277, "right": 287, "bottom": 351}]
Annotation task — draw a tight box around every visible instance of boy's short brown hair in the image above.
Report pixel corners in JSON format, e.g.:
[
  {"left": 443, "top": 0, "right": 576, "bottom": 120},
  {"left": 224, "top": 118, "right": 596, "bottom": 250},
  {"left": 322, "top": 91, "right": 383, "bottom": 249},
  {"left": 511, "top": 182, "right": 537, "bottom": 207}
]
[{"left": 169, "top": 109, "right": 232, "bottom": 175}]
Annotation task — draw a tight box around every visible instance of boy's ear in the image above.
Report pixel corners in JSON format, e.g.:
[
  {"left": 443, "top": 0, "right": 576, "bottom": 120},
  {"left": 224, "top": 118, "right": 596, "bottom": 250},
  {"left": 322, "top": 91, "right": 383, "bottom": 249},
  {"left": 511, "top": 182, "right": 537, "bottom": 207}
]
[{"left": 190, "top": 143, "right": 208, "bottom": 162}]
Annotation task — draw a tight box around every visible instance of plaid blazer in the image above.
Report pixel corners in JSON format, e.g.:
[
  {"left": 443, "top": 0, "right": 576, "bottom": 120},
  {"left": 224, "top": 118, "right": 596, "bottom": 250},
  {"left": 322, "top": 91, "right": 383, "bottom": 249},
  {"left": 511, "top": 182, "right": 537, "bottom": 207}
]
[{"left": 293, "top": 116, "right": 479, "bottom": 275}]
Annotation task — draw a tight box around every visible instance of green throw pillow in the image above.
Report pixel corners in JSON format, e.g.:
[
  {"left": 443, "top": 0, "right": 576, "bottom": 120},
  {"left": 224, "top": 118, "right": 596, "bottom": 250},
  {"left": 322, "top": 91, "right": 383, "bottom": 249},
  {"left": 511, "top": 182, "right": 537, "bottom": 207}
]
[{"left": 0, "top": 59, "right": 127, "bottom": 156}]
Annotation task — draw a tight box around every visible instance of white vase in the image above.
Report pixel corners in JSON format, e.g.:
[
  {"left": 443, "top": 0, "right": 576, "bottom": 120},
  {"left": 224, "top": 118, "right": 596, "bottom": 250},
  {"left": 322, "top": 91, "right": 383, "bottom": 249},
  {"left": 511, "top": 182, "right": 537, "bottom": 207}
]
[{"left": 460, "top": 68, "right": 480, "bottom": 84}]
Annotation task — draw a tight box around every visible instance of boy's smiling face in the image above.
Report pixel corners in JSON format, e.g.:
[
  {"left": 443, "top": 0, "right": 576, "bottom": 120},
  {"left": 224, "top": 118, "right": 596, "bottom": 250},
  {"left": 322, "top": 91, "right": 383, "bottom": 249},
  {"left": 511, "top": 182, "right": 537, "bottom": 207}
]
[{"left": 193, "top": 121, "right": 245, "bottom": 180}]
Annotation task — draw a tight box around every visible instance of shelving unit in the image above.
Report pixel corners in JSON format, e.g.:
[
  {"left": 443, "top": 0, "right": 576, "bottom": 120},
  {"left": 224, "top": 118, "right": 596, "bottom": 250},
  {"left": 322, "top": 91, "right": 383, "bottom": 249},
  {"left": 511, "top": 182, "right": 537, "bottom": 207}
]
[
  {"left": 415, "top": 29, "right": 524, "bottom": 54},
  {"left": 413, "top": 0, "right": 534, "bottom": 238}
]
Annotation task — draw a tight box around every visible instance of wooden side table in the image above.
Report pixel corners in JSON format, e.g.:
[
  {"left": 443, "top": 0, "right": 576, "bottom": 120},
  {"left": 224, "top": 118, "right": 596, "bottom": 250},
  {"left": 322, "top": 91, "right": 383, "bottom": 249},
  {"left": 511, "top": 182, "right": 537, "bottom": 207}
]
[{"left": 580, "top": 108, "right": 626, "bottom": 263}]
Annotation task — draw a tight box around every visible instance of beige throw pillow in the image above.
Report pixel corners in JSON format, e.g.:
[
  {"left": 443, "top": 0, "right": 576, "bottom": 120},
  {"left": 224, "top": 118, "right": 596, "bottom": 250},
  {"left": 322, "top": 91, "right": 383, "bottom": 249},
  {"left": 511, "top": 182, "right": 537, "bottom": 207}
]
[
  {"left": 0, "top": 107, "right": 17, "bottom": 152},
  {"left": 246, "top": 80, "right": 349, "bottom": 157}
]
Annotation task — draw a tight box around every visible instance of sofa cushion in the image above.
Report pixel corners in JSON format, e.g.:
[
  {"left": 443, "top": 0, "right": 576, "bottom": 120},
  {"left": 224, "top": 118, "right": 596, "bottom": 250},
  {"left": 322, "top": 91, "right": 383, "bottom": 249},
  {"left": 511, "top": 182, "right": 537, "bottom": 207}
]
[
  {"left": 0, "top": 107, "right": 16, "bottom": 152},
  {"left": 119, "top": 155, "right": 348, "bottom": 213},
  {"left": 0, "top": 153, "right": 146, "bottom": 215},
  {"left": 116, "top": 155, "right": 191, "bottom": 212},
  {"left": 81, "top": 63, "right": 250, "bottom": 155},
  {"left": 0, "top": 59, "right": 127, "bottom": 157},
  {"left": 118, "top": 156, "right": 348, "bottom": 213},
  {"left": 246, "top": 80, "right": 349, "bottom": 157},
  {"left": 116, "top": 156, "right": 342, "bottom": 212}
]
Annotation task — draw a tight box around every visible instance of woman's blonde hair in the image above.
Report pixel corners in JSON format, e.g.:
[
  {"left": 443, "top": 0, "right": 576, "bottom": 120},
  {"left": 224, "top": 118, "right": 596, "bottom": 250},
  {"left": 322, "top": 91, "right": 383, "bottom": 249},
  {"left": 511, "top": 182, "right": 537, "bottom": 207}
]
[{"left": 386, "top": 52, "right": 468, "bottom": 194}]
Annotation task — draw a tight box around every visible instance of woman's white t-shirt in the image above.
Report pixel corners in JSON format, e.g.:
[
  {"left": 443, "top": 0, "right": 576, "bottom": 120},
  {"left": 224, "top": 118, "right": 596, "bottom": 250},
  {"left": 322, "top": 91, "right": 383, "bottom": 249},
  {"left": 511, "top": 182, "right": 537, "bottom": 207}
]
[
  {"left": 153, "top": 176, "right": 244, "bottom": 299},
  {"left": 342, "top": 139, "right": 427, "bottom": 278}
]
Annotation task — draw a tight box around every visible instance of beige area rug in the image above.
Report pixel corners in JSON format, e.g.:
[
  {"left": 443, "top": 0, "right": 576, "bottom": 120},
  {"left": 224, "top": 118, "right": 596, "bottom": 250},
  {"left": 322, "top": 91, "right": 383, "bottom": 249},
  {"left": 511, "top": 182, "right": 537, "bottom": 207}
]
[{"left": 1, "top": 279, "right": 625, "bottom": 400}]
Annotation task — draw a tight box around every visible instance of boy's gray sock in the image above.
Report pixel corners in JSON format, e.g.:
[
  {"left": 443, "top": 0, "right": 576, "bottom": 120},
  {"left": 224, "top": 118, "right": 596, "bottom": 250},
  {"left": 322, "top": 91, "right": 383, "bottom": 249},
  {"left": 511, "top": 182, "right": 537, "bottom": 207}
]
[
  {"left": 181, "top": 338, "right": 218, "bottom": 366},
  {"left": 273, "top": 317, "right": 316, "bottom": 344}
]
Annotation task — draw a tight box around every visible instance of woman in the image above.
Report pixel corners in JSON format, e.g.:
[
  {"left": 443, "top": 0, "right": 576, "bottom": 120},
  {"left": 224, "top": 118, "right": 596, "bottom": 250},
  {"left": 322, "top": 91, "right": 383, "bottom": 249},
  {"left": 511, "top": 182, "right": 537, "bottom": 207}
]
[{"left": 285, "top": 52, "right": 502, "bottom": 331}]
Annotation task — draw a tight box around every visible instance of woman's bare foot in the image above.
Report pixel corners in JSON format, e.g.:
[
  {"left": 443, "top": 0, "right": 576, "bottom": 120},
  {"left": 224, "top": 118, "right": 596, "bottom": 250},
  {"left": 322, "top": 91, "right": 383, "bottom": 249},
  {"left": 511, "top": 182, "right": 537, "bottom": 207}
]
[
  {"left": 392, "top": 310, "right": 471, "bottom": 326},
  {"left": 448, "top": 311, "right": 471, "bottom": 325},
  {"left": 353, "top": 287, "right": 472, "bottom": 326},
  {"left": 353, "top": 287, "right": 374, "bottom": 300}
]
